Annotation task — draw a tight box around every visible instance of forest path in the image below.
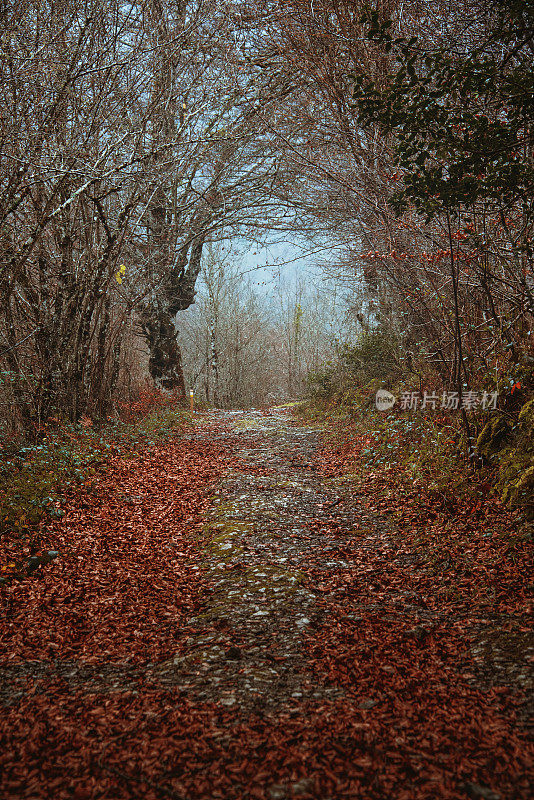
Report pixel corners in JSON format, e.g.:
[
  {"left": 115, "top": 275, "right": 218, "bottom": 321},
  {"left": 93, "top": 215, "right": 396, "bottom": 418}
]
[
  {"left": 1, "top": 407, "right": 532, "bottom": 800},
  {"left": 157, "top": 406, "right": 356, "bottom": 709}
]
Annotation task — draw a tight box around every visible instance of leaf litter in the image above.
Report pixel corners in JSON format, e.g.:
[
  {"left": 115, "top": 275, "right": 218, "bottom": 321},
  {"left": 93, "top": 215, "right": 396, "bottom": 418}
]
[{"left": 0, "top": 409, "right": 532, "bottom": 799}]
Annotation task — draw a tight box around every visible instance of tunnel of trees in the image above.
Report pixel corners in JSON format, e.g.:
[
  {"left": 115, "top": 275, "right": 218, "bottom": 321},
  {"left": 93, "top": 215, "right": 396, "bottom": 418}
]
[{"left": 0, "top": 0, "right": 532, "bottom": 436}]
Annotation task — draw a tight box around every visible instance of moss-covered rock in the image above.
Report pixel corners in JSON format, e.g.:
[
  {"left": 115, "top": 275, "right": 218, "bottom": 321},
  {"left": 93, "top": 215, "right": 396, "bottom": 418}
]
[
  {"left": 518, "top": 398, "right": 534, "bottom": 431},
  {"left": 502, "top": 465, "right": 534, "bottom": 511},
  {"left": 494, "top": 399, "right": 534, "bottom": 519},
  {"left": 476, "top": 414, "right": 513, "bottom": 459}
]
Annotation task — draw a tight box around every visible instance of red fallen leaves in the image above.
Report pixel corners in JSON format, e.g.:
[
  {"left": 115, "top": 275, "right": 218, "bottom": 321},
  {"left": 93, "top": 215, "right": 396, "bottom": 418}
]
[
  {"left": 297, "top": 423, "right": 533, "bottom": 799},
  {"left": 317, "top": 435, "right": 533, "bottom": 617},
  {"left": 1, "top": 682, "right": 532, "bottom": 800},
  {"left": 1, "top": 416, "right": 533, "bottom": 800},
  {"left": 299, "top": 605, "right": 533, "bottom": 798},
  {"left": 1, "top": 437, "right": 234, "bottom": 663}
]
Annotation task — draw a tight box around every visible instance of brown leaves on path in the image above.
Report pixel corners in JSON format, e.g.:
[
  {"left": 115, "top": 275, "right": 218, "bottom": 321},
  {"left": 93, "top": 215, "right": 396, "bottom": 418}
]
[
  {"left": 1, "top": 437, "right": 233, "bottom": 663},
  {"left": 1, "top": 412, "right": 533, "bottom": 800}
]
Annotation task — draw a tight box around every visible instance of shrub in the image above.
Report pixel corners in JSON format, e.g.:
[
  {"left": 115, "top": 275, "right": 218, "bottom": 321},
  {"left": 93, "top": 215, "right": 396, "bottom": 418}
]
[{"left": 306, "top": 329, "right": 403, "bottom": 408}]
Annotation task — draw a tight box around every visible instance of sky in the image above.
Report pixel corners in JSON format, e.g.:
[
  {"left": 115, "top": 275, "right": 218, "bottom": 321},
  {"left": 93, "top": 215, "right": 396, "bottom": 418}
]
[{"left": 235, "top": 238, "right": 346, "bottom": 295}]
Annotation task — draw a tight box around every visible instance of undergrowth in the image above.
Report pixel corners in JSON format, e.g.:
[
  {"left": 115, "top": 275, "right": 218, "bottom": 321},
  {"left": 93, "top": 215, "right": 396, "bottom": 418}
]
[
  {"left": 302, "top": 328, "right": 533, "bottom": 527},
  {"left": 301, "top": 394, "right": 532, "bottom": 617},
  {"left": 300, "top": 392, "right": 532, "bottom": 559},
  {"left": 0, "top": 390, "right": 191, "bottom": 577},
  {"left": 303, "top": 396, "right": 468, "bottom": 497}
]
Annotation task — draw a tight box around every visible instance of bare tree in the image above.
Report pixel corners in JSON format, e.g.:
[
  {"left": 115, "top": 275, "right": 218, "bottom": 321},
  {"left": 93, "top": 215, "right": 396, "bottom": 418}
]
[{"left": 0, "top": 0, "right": 304, "bottom": 434}]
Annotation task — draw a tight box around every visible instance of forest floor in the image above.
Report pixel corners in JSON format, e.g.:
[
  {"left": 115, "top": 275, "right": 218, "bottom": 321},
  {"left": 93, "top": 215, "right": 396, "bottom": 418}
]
[{"left": 1, "top": 408, "right": 532, "bottom": 800}]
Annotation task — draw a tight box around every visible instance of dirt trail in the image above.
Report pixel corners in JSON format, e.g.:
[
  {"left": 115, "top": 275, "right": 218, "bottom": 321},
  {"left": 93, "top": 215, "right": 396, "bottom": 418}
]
[
  {"left": 154, "top": 407, "right": 354, "bottom": 709},
  {"left": 1, "top": 407, "right": 532, "bottom": 800}
]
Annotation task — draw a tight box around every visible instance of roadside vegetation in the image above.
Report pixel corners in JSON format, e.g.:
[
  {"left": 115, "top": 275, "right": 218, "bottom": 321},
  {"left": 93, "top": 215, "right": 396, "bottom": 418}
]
[
  {"left": 299, "top": 329, "right": 533, "bottom": 633},
  {"left": 302, "top": 329, "right": 533, "bottom": 526},
  {"left": 0, "top": 391, "right": 190, "bottom": 586}
]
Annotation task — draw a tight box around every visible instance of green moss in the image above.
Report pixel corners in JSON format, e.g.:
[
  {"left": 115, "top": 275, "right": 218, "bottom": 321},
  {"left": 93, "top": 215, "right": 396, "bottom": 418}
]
[
  {"left": 208, "top": 527, "right": 249, "bottom": 554},
  {"left": 233, "top": 417, "right": 262, "bottom": 430},
  {"left": 191, "top": 416, "right": 211, "bottom": 426},
  {"left": 502, "top": 465, "right": 534, "bottom": 513},
  {"left": 199, "top": 518, "right": 253, "bottom": 563},
  {"left": 207, "top": 500, "right": 246, "bottom": 518},
  {"left": 209, "top": 522, "right": 254, "bottom": 537},
  {"left": 275, "top": 479, "right": 305, "bottom": 490},
  {"left": 518, "top": 398, "right": 534, "bottom": 431},
  {"left": 494, "top": 399, "right": 534, "bottom": 517},
  {"left": 476, "top": 414, "right": 513, "bottom": 459}
]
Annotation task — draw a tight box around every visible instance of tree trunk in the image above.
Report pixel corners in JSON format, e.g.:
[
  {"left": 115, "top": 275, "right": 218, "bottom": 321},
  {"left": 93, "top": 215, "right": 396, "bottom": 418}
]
[{"left": 142, "top": 309, "right": 186, "bottom": 396}]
